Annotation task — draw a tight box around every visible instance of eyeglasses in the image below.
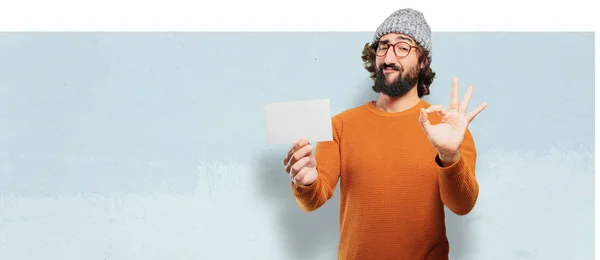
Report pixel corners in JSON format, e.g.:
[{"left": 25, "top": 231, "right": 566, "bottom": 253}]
[{"left": 375, "top": 42, "right": 419, "bottom": 58}]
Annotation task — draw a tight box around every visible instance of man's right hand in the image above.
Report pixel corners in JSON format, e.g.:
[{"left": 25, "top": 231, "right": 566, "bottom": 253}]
[{"left": 283, "top": 139, "right": 318, "bottom": 186}]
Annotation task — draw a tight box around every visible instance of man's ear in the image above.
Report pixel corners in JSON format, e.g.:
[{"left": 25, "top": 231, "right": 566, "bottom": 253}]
[{"left": 419, "top": 51, "right": 427, "bottom": 69}]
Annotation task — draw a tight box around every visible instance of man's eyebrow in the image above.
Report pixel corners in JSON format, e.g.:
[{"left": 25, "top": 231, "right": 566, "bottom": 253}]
[
  {"left": 396, "top": 35, "right": 414, "bottom": 43},
  {"left": 378, "top": 36, "right": 415, "bottom": 44}
]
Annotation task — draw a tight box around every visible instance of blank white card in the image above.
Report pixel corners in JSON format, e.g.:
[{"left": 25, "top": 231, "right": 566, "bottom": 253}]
[{"left": 264, "top": 98, "right": 333, "bottom": 145}]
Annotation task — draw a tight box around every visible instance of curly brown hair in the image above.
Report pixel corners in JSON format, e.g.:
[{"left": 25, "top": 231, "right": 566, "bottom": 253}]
[{"left": 361, "top": 42, "right": 436, "bottom": 97}]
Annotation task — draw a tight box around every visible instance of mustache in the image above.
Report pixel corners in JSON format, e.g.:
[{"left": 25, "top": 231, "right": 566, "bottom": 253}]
[{"left": 381, "top": 63, "right": 401, "bottom": 71}]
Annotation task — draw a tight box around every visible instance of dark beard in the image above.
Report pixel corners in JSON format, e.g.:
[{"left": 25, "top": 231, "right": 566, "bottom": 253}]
[{"left": 372, "top": 63, "right": 419, "bottom": 97}]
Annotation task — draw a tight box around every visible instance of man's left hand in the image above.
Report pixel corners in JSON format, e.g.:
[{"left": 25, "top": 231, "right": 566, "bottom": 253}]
[{"left": 418, "top": 78, "right": 487, "bottom": 166}]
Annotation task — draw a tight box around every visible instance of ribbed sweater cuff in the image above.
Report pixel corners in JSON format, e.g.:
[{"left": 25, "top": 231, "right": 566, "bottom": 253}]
[
  {"left": 437, "top": 154, "right": 467, "bottom": 179},
  {"left": 291, "top": 177, "right": 320, "bottom": 196}
]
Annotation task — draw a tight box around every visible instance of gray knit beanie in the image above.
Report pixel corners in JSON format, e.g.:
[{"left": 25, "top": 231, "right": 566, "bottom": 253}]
[{"left": 372, "top": 8, "right": 432, "bottom": 56}]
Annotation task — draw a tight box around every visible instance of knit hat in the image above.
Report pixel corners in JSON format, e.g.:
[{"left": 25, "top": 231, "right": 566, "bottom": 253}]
[{"left": 371, "top": 8, "right": 432, "bottom": 56}]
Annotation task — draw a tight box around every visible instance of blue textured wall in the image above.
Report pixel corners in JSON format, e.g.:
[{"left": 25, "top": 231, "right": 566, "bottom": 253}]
[{"left": 0, "top": 32, "right": 594, "bottom": 259}]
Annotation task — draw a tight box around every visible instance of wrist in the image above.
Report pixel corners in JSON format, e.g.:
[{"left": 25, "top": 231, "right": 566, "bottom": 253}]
[{"left": 438, "top": 151, "right": 460, "bottom": 167}]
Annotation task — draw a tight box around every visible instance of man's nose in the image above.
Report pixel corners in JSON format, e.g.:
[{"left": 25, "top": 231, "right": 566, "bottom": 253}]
[{"left": 384, "top": 47, "right": 397, "bottom": 65}]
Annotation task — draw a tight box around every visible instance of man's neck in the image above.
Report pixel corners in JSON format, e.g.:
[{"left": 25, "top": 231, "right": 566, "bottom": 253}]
[{"left": 374, "top": 87, "right": 421, "bottom": 113}]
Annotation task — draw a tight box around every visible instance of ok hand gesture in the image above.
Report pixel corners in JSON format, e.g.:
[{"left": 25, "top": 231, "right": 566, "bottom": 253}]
[{"left": 418, "top": 78, "right": 487, "bottom": 165}]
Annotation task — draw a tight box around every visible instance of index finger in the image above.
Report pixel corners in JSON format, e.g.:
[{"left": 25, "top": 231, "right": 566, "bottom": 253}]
[{"left": 283, "top": 138, "right": 310, "bottom": 165}]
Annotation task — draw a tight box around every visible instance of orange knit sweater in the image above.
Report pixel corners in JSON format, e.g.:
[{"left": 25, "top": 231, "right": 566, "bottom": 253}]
[{"left": 291, "top": 100, "right": 479, "bottom": 260}]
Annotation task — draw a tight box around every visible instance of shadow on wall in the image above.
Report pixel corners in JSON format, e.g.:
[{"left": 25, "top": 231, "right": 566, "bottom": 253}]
[
  {"left": 256, "top": 148, "right": 340, "bottom": 260},
  {"left": 445, "top": 208, "right": 473, "bottom": 258}
]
